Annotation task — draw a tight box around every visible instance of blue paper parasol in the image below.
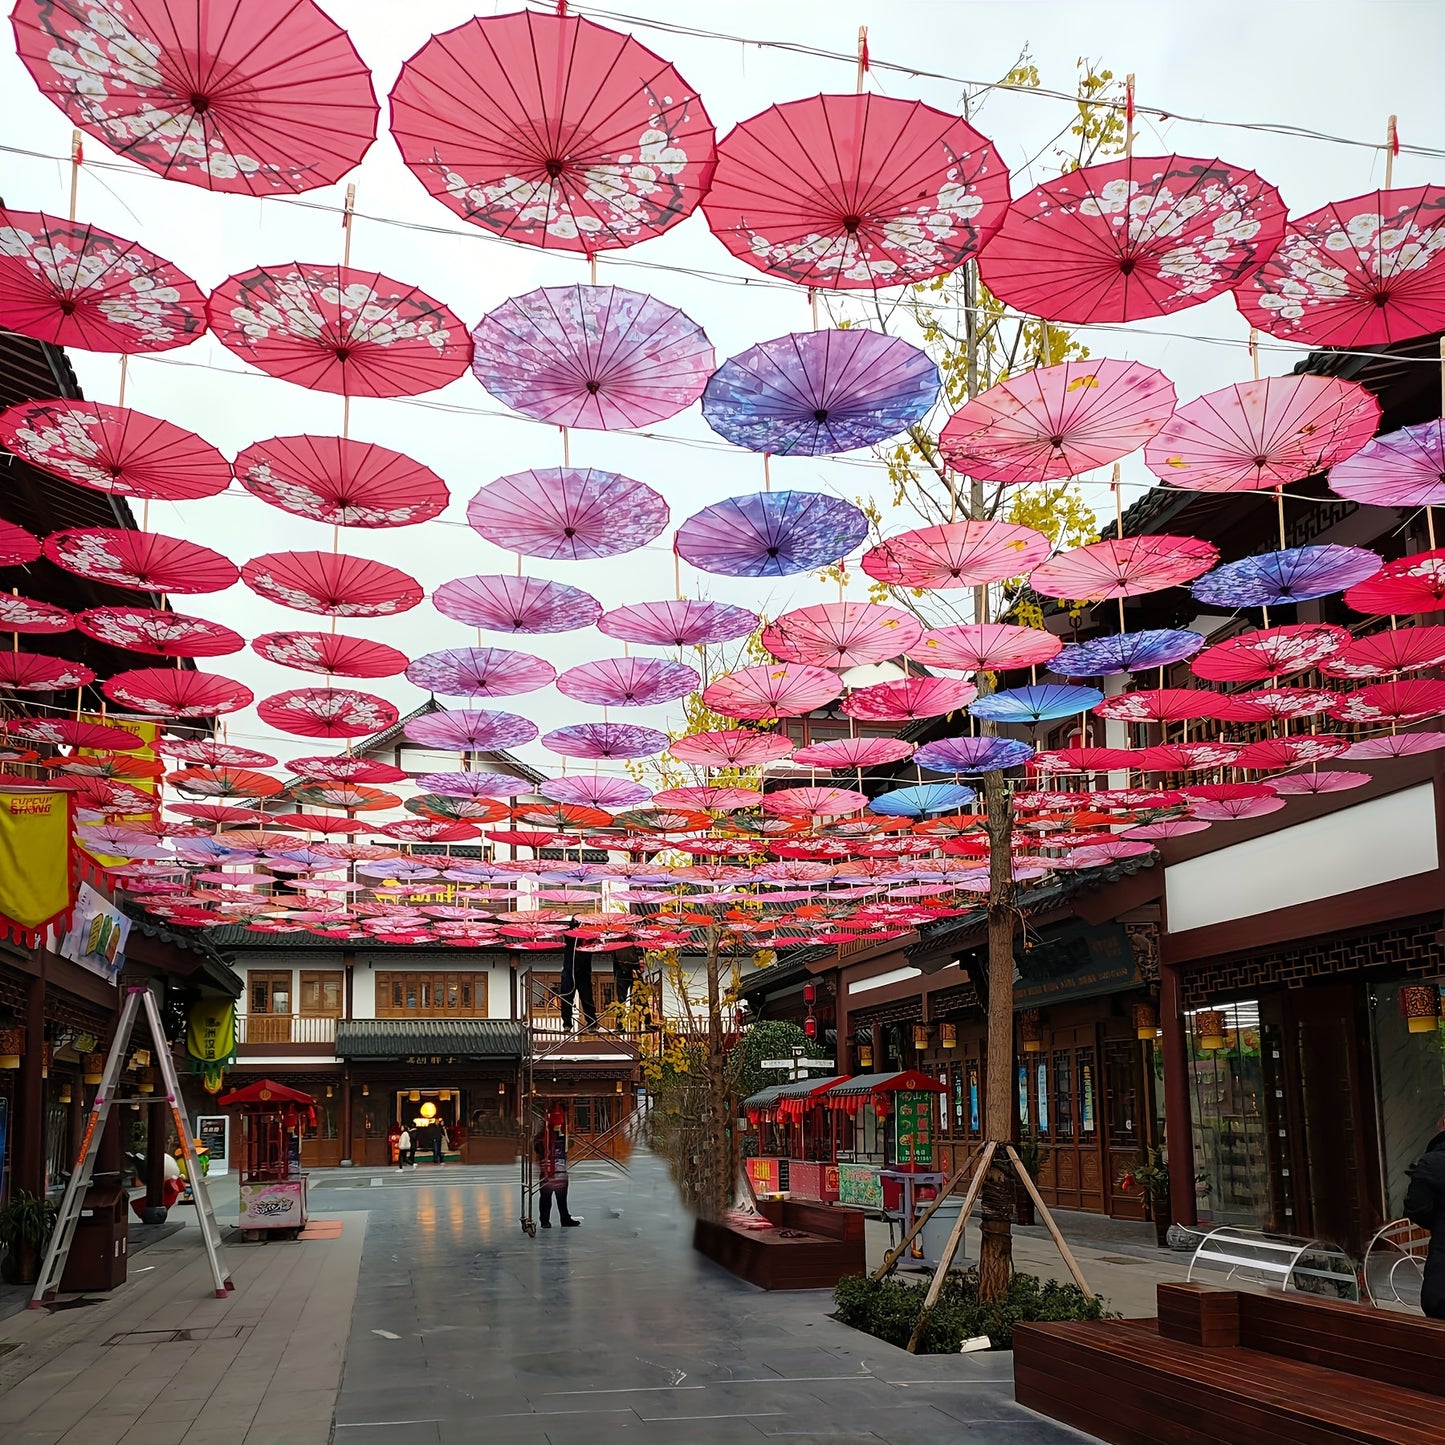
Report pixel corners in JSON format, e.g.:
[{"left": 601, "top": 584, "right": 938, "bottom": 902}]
[
  {"left": 1191, "top": 545, "right": 1381, "bottom": 608},
  {"left": 1054, "top": 628, "right": 1205, "bottom": 677},
  {"left": 869, "top": 782, "right": 976, "bottom": 818},
  {"left": 914, "top": 736, "right": 1036, "bottom": 773},
  {"left": 969, "top": 683, "right": 1103, "bottom": 724},
  {"left": 675, "top": 490, "right": 868, "bottom": 576}
]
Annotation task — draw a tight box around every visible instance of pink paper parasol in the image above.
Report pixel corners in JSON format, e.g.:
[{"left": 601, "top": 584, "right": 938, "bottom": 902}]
[
  {"left": 1094, "top": 688, "right": 1226, "bottom": 723},
  {"left": 861, "top": 520, "right": 1052, "bottom": 589},
  {"left": 1189, "top": 795, "right": 1285, "bottom": 822},
  {"left": 76, "top": 606, "right": 242, "bottom": 658},
  {"left": 0, "top": 596, "right": 72, "bottom": 635},
  {"left": 1329, "top": 420, "right": 1445, "bottom": 510},
  {"left": 842, "top": 675, "right": 977, "bottom": 722},
  {"left": 1235, "top": 187, "right": 1445, "bottom": 347},
  {"left": 252, "top": 632, "right": 407, "bottom": 679},
  {"left": 208, "top": 264, "right": 470, "bottom": 397},
  {"left": 406, "top": 647, "right": 556, "bottom": 698},
  {"left": 432, "top": 574, "right": 601, "bottom": 634},
  {"left": 7, "top": 716, "right": 143, "bottom": 750},
  {"left": 540, "top": 776, "right": 651, "bottom": 811},
  {"left": 285, "top": 755, "right": 405, "bottom": 784},
  {"left": 379, "top": 819, "right": 480, "bottom": 844},
  {"left": 762, "top": 602, "right": 922, "bottom": 669},
  {"left": 701, "top": 664, "right": 842, "bottom": 720},
  {"left": 907, "top": 622, "right": 1061, "bottom": 672},
  {"left": 1342, "top": 731, "right": 1445, "bottom": 760},
  {"left": 1323, "top": 626, "right": 1445, "bottom": 678},
  {"left": 667, "top": 730, "right": 794, "bottom": 768},
  {"left": 792, "top": 737, "right": 913, "bottom": 769},
  {"left": 0, "top": 652, "right": 93, "bottom": 690},
  {"left": 235, "top": 435, "right": 449, "bottom": 526},
  {"left": 467, "top": 467, "right": 668, "bottom": 560},
  {"left": 1344, "top": 550, "right": 1445, "bottom": 615},
  {"left": 403, "top": 708, "right": 538, "bottom": 752},
  {"left": 651, "top": 785, "right": 760, "bottom": 813},
  {"left": 0, "top": 521, "right": 41, "bottom": 567},
  {"left": 1330, "top": 678, "right": 1445, "bottom": 723},
  {"left": 1267, "top": 770, "right": 1371, "bottom": 795},
  {"left": 104, "top": 668, "right": 252, "bottom": 716},
  {"left": 1145, "top": 376, "right": 1381, "bottom": 492},
  {"left": 762, "top": 786, "right": 869, "bottom": 818},
  {"left": 45, "top": 529, "right": 237, "bottom": 593},
  {"left": 598, "top": 599, "right": 758, "bottom": 648},
  {"left": 258, "top": 688, "right": 399, "bottom": 739},
  {"left": 939, "top": 359, "right": 1176, "bottom": 484},
  {"left": 1191, "top": 624, "right": 1350, "bottom": 682},
  {"left": 1120, "top": 818, "right": 1213, "bottom": 840},
  {"left": 542, "top": 723, "right": 668, "bottom": 761},
  {"left": 160, "top": 740, "right": 276, "bottom": 768},
  {"left": 556, "top": 657, "right": 698, "bottom": 707},
  {"left": 471, "top": 285, "right": 712, "bottom": 428},
  {"left": 1031, "top": 536, "right": 1219, "bottom": 600},
  {"left": 242, "top": 551, "right": 423, "bottom": 617}
]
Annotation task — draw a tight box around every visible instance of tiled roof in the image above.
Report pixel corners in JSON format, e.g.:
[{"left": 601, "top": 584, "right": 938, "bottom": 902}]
[{"left": 334, "top": 1018, "right": 526, "bottom": 1059}]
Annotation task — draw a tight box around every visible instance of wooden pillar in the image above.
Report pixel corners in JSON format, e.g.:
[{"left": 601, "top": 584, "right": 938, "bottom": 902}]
[
  {"left": 14, "top": 962, "right": 46, "bottom": 1197},
  {"left": 340, "top": 1064, "right": 353, "bottom": 1163},
  {"left": 1160, "top": 962, "right": 1197, "bottom": 1227}
]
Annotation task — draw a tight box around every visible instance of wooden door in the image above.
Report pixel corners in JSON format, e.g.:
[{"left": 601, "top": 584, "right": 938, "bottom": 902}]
[
  {"left": 1034, "top": 1026, "right": 1106, "bottom": 1213},
  {"left": 1103, "top": 1037, "right": 1148, "bottom": 1220}
]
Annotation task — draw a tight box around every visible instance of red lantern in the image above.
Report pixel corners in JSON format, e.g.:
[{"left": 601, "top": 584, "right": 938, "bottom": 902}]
[
  {"left": 804, "top": 1014, "right": 818, "bottom": 1039},
  {"left": 873, "top": 1094, "right": 892, "bottom": 1121},
  {"left": 803, "top": 982, "right": 817, "bottom": 1005},
  {"left": 746, "top": 1109, "right": 760, "bottom": 1128}
]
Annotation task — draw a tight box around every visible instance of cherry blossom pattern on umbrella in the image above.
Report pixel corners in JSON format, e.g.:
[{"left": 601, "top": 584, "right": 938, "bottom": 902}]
[
  {"left": 939, "top": 360, "right": 1176, "bottom": 484},
  {"left": 390, "top": 10, "right": 714, "bottom": 252},
  {"left": 763, "top": 787, "right": 869, "bottom": 819},
  {"left": 167, "top": 766, "right": 284, "bottom": 799},
  {"left": 1094, "top": 687, "right": 1226, "bottom": 723},
  {"left": 1213, "top": 687, "right": 1339, "bottom": 722},
  {"left": 471, "top": 285, "right": 713, "bottom": 427},
  {"left": 541, "top": 723, "right": 668, "bottom": 761},
  {"left": 598, "top": 599, "right": 758, "bottom": 648},
  {"left": 977, "top": 155, "right": 1285, "bottom": 323},
  {"left": 0, "top": 596, "right": 71, "bottom": 634},
  {"left": 762, "top": 602, "right": 922, "bottom": 669},
  {"left": 1330, "top": 678, "right": 1445, "bottom": 724},
  {"left": 1031, "top": 536, "right": 1219, "bottom": 600},
  {"left": 1192, "top": 545, "right": 1382, "bottom": 608},
  {"left": 0, "top": 653, "right": 93, "bottom": 690},
  {"left": 1234, "top": 737, "right": 1351, "bottom": 769},
  {"left": 1235, "top": 187, "right": 1445, "bottom": 347},
  {"left": 908, "top": 622, "right": 1062, "bottom": 672},
  {"left": 703, "top": 92, "right": 1009, "bottom": 290},
  {"left": 467, "top": 468, "right": 668, "bottom": 559},
  {"left": 101, "top": 667, "right": 254, "bottom": 717},
  {"left": 161, "top": 739, "right": 276, "bottom": 768},
  {"left": 675, "top": 492, "right": 868, "bottom": 577},
  {"left": 0, "top": 208, "right": 208, "bottom": 352},
  {"left": 405, "top": 647, "right": 556, "bottom": 698},
  {"left": 251, "top": 632, "right": 407, "bottom": 679},
  {"left": 555, "top": 657, "right": 698, "bottom": 707},
  {"left": 407, "top": 795, "right": 511, "bottom": 826},
  {"left": 432, "top": 574, "right": 601, "bottom": 634},
  {"left": 235, "top": 435, "right": 448, "bottom": 526},
  {"left": 1344, "top": 550, "right": 1445, "bottom": 615},
  {"left": 667, "top": 730, "right": 795, "bottom": 768},
  {"left": 702, "top": 329, "right": 938, "bottom": 455},
  {"left": 1054, "top": 629, "right": 1205, "bottom": 677},
  {"left": 970, "top": 683, "right": 1104, "bottom": 724},
  {"left": 1191, "top": 623, "right": 1350, "bottom": 682},
  {"left": 540, "top": 776, "right": 651, "bottom": 811},
  {"left": 7, "top": 716, "right": 144, "bottom": 750},
  {"left": 792, "top": 737, "right": 914, "bottom": 769},
  {"left": 285, "top": 754, "right": 406, "bottom": 784},
  {"left": 242, "top": 551, "right": 423, "bottom": 617},
  {"left": 258, "top": 688, "right": 399, "bottom": 739},
  {"left": 1267, "top": 770, "right": 1371, "bottom": 795},
  {"left": 701, "top": 663, "right": 842, "bottom": 720},
  {"left": 0, "top": 522, "right": 41, "bottom": 567},
  {"left": 1330, "top": 421, "right": 1445, "bottom": 509},
  {"left": 208, "top": 264, "right": 470, "bottom": 397},
  {"left": 75, "top": 606, "right": 242, "bottom": 659},
  {"left": 286, "top": 783, "right": 399, "bottom": 812},
  {"left": 1323, "top": 626, "right": 1445, "bottom": 678},
  {"left": 45, "top": 529, "right": 238, "bottom": 593},
  {"left": 870, "top": 783, "right": 976, "bottom": 818},
  {"left": 914, "top": 736, "right": 1036, "bottom": 773},
  {"left": 842, "top": 676, "right": 977, "bottom": 722},
  {"left": 651, "top": 785, "right": 761, "bottom": 813}
]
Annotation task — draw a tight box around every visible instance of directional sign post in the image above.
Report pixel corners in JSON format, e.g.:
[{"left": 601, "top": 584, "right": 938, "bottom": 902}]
[{"left": 761, "top": 1045, "right": 835, "bottom": 1082}]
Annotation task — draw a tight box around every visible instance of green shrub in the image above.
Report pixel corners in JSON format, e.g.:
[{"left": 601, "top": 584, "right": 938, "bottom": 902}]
[{"left": 832, "top": 1268, "right": 1114, "bottom": 1352}]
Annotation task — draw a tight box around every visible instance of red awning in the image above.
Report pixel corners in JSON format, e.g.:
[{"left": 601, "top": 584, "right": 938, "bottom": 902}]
[
  {"left": 217, "top": 1078, "right": 317, "bottom": 1109},
  {"left": 822, "top": 1070, "right": 946, "bottom": 1105}
]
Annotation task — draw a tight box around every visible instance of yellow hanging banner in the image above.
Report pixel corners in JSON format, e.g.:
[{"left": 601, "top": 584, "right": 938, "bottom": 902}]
[
  {"left": 0, "top": 789, "right": 71, "bottom": 931},
  {"left": 187, "top": 998, "right": 237, "bottom": 1066}
]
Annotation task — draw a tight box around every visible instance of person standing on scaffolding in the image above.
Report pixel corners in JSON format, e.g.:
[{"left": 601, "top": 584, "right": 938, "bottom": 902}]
[
  {"left": 533, "top": 1106, "right": 580, "bottom": 1228},
  {"left": 558, "top": 926, "right": 597, "bottom": 1032}
]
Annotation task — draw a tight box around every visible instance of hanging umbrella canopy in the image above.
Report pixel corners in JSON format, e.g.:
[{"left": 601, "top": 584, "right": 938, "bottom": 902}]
[
  {"left": 939, "top": 360, "right": 1176, "bottom": 485},
  {"left": 542, "top": 722, "right": 668, "bottom": 761},
  {"left": 242, "top": 551, "right": 423, "bottom": 617},
  {"left": 1191, "top": 545, "right": 1382, "bottom": 607},
  {"left": 598, "top": 599, "right": 758, "bottom": 648},
  {"left": 1190, "top": 623, "right": 1350, "bottom": 682},
  {"left": 235, "top": 435, "right": 448, "bottom": 527},
  {"left": 471, "top": 285, "right": 713, "bottom": 428},
  {"left": 1330, "top": 678, "right": 1445, "bottom": 724},
  {"left": 0, "top": 521, "right": 41, "bottom": 567},
  {"left": 667, "top": 729, "right": 794, "bottom": 768},
  {"left": 540, "top": 776, "right": 652, "bottom": 811},
  {"left": 7, "top": 716, "right": 144, "bottom": 750},
  {"left": 1145, "top": 376, "right": 1381, "bottom": 493},
  {"left": 1329, "top": 420, "right": 1445, "bottom": 509},
  {"left": 907, "top": 622, "right": 1061, "bottom": 671},
  {"left": 1032, "top": 536, "right": 1218, "bottom": 600},
  {"left": 913, "top": 736, "right": 1036, "bottom": 773},
  {"left": 675, "top": 491, "right": 868, "bottom": 577},
  {"left": 1344, "top": 549, "right": 1445, "bottom": 615},
  {"left": 651, "top": 785, "right": 760, "bottom": 813},
  {"left": 1094, "top": 687, "right": 1226, "bottom": 723},
  {"left": 467, "top": 467, "right": 668, "bottom": 559},
  {"left": 432, "top": 574, "right": 601, "bottom": 633},
  {"left": 762, "top": 602, "right": 922, "bottom": 669},
  {"left": 869, "top": 783, "right": 976, "bottom": 819},
  {"left": 45, "top": 529, "right": 237, "bottom": 593},
  {"left": 104, "top": 667, "right": 252, "bottom": 716},
  {"left": 1235, "top": 737, "right": 1350, "bottom": 770},
  {"left": 701, "top": 663, "right": 842, "bottom": 720},
  {"left": 409, "top": 794, "right": 510, "bottom": 826},
  {"left": 1344, "top": 731, "right": 1445, "bottom": 760},
  {"left": 208, "top": 263, "right": 471, "bottom": 397},
  {"left": 763, "top": 787, "right": 869, "bottom": 819},
  {"left": 75, "top": 606, "right": 242, "bottom": 658},
  {"left": 792, "top": 737, "right": 914, "bottom": 769},
  {"left": 1190, "top": 794, "right": 1285, "bottom": 822},
  {"left": 1323, "top": 626, "right": 1445, "bottom": 678},
  {"left": 167, "top": 767, "right": 283, "bottom": 799},
  {"left": 390, "top": 9, "right": 714, "bottom": 252},
  {"left": 1268, "top": 770, "right": 1371, "bottom": 796},
  {"left": 286, "top": 754, "right": 405, "bottom": 784},
  {"left": 0, "top": 400, "right": 229, "bottom": 500},
  {"left": 1121, "top": 818, "right": 1213, "bottom": 840},
  {"left": 1213, "top": 687, "right": 1339, "bottom": 721},
  {"left": 1130, "top": 742, "right": 1242, "bottom": 772},
  {"left": 406, "top": 646, "right": 556, "bottom": 698},
  {"left": 977, "top": 154, "right": 1286, "bottom": 323},
  {"left": 414, "top": 771, "right": 535, "bottom": 800},
  {"left": 1034, "top": 746, "right": 1134, "bottom": 774},
  {"left": 403, "top": 708, "right": 538, "bottom": 752},
  {"left": 287, "top": 782, "right": 400, "bottom": 811},
  {"left": 257, "top": 687, "right": 399, "bottom": 739},
  {"left": 0, "top": 596, "right": 72, "bottom": 634},
  {"left": 1054, "top": 629, "right": 1204, "bottom": 677},
  {"left": 970, "top": 683, "right": 1104, "bottom": 724},
  {"left": 0, "top": 652, "right": 93, "bottom": 690},
  {"left": 702, "top": 92, "right": 1009, "bottom": 290},
  {"left": 251, "top": 631, "right": 407, "bottom": 679},
  {"left": 1235, "top": 186, "right": 1445, "bottom": 347},
  {"left": 842, "top": 675, "right": 977, "bottom": 722},
  {"left": 556, "top": 656, "right": 698, "bottom": 707},
  {"left": 0, "top": 208, "right": 208, "bottom": 352}
]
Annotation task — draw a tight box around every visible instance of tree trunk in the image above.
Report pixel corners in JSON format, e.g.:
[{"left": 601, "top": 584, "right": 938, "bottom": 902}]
[
  {"left": 979, "top": 766, "right": 1017, "bottom": 1301},
  {"left": 700, "top": 926, "right": 731, "bottom": 1223}
]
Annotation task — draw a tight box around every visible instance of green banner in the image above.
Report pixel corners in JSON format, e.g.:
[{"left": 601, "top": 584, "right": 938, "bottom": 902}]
[{"left": 894, "top": 1091, "right": 935, "bottom": 1167}]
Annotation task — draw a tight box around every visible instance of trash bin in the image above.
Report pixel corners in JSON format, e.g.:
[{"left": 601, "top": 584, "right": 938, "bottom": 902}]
[
  {"left": 60, "top": 1182, "right": 128, "bottom": 1291},
  {"left": 918, "top": 1195, "right": 967, "bottom": 1270}
]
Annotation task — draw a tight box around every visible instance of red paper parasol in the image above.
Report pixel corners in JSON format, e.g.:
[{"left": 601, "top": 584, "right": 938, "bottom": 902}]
[
  {"left": 242, "top": 551, "right": 423, "bottom": 618},
  {"left": 252, "top": 631, "right": 407, "bottom": 679},
  {"left": 391, "top": 10, "right": 714, "bottom": 253},
  {"left": 939, "top": 360, "right": 1176, "bottom": 484},
  {"left": 978, "top": 155, "right": 1285, "bottom": 323},
  {"left": 403, "top": 708, "right": 538, "bottom": 752},
  {"left": 651, "top": 785, "right": 760, "bottom": 813},
  {"left": 7, "top": 716, "right": 143, "bottom": 750},
  {"left": 267, "top": 813, "right": 368, "bottom": 836},
  {"left": 793, "top": 737, "right": 913, "bottom": 769},
  {"left": 104, "top": 667, "right": 252, "bottom": 716},
  {"left": 667, "top": 729, "right": 794, "bottom": 769},
  {"left": 861, "top": 520, "right": 1052, "bottom": 589},
  {"left": 1191, "top": 624, "right": 1349, "bottom": 682},
  {"left": 762, "top": 786, "right": 869, "bottom": 819},
  {"left": 1034, "top": 746, "right": 1135, "bottom": 774},
  {"left": 1212, "top": 688, "right": 1339, "bottom": 721},
  {"left": 208, "top": 264, "right": 470, "bottom": 397},
  {"left": 556, "top": 657, "right": 698, "bottom": 707},
  {"left": 1344, "top": 550, "right": 1445, "bottom": 615},
  {"left": 258, "top": 688, "right": 398, "bottom": 739},
  {"left": 285, "top": 754, "right": 404, "bottom": 784},
  {"left": 65, "top": 777, "right": 155, "bottom": 813},
  {"left": 907, "top": 622, "right": 1061, "bottom": 672},
  {"left": 1144, "top": 376, "right": 1381, "bottom": 493},
  {"left": 0, "top": 208, "right": 207, "bottom": 352},
  {"left": 1323, "top": 626, "right": 1445, "bottom": 678},
  {"left": 704, "top": 92, "right": 1009, "bottom": 290},
  {"left": 0, "top": 521, "right": 41, "bottom": 567},
  {"left": 0, "top": 652, "right": 93, "bottom": 690},
  {"left": 77, "top": 606, "right": 242, "bottom": 658},
  {"left": 235, "top": 435, "right": 448, "bottom": 527},
  {"left": 1094, "top": 688, "right": 1226, "bottom": 723},
  {"left": 702, "top": 664, "right": 842, "bottom": 720},
  {"left": 842, "top": 675, "right": 978, "bottom": 722},
  {"left": 161, "top": 739, "right": 276, "bottom": 768},
  {"left": 0, "top": 596, "right": 72, "bottom": 634},
  {"left": 517, "top": 803, "right": 614, "bottom": 831},
  {"left": 1234, "top": 737, "right": 1350, "bottom": 770},
  {"left": 166, "top": 803, "right": 269, "bottom": 826},
  {"left": 1030, "top": 536, "right": 1218, "bottom": 600},
  {"left": 762, "top": 602, "right": 922, "bottom": 669},
  {"left": 1235, "top": 187, "right": 1445, "bottom": 347},
  {"left": 45, "top": 529, "right": 237, "bottom": 593},
  {"left": 1331, "top": 678, "right": 1445, "bottom": 723},
  {"left": 467, "top": 467, "right": 668, "bottom": 559},
  {"left": 167, "top": 767, "right": 283, "bottom": 799},
  {"left": 598, "top": 599, "right": 758, "bottom": 649},
  {"left": 406, "top": 647, "right": 556, "bottom": 698},
  {"left": 432, "top": 574, "right": 600, "bottom": 634}
]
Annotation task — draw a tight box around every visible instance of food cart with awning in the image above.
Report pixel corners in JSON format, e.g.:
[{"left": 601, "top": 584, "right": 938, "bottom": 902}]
[
  {"left": 217, "top": 1078, "right": 317, "bottom": 1238},
  {"left": 741, "top": 1084, "right": 788, "bottom": 1193}
]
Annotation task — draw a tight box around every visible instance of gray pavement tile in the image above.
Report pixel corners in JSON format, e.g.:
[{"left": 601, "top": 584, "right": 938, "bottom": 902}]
[{"left": 331, "top": 1424, "right": 442, "bottom": 1445}]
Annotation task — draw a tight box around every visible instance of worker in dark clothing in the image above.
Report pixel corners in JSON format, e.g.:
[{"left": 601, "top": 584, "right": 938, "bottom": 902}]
[
  {"left": 1405, "top": 1125, "right": 1445, "bottom": 1320},
  {"left": 533, "top": 1108, "right": 579, "bottom": 1228}
]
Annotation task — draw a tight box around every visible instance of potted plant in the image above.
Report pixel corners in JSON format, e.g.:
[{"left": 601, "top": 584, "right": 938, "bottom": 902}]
[
  {"left": 1118, "top": 1147, "right": 1173, "bottom": 1247},
  {"left": 0, "top": 1190, "right": 59, "bottom": 1286},
  {"left": 1014, "top": 1129, "right": 1047, "bottom": 1226}
]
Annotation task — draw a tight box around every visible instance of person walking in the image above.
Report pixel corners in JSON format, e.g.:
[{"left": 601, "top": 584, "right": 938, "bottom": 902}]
[
  {"left": 431, "top": 1121, "right": 446, "bottom": 1165},
  {"left": 1405, "top": 1122, "right": 1445, "bottom": 1320},
  {"left": 533, "top": 1108, "right": 579, "bottom": 1228},
  {"left": 396, "top": 1125, "right": 413, "bottom": 1173}
]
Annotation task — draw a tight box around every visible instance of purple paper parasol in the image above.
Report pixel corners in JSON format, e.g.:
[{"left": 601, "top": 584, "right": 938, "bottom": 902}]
[
  {"left": 1329, "top": 420, "right": 1445, "bottom": 509},
  {"left": 1191, "top": 545, "right": 1382, "bottom": 607},
  {"left": 405, "top": 646, "right": 556, "bottom": 697},
  {"left": 403, "top": 708, "right": 539, "bottom": 751},
  {"left": 466, "top": 467, "right": 669, "bottom": 560},
  {"left": 598, "top": 599, "right": 758, "bottom": 648},
  {"left": 913, "top": 736, "right": 1036, "bottom": 773},
  {"left": 432, "top": 574, "right": 601, "bottom": 633},
  {"left": 542, "top": 722, "right": 669, "bottom": 760},
  {"left": 414, "top": 772, "right": 538, "bottom": 800},
  {"left": 675, "top": 491, "right": 868, "bottom": 577},
  {"left": 701, "top": 328, "right": 939, "bottom": 455},
  {"left": 540, "top": 776, "right": 652, "bottom": 810},
  {"left": 1054, "top": 628, "right": 1205, "bottom": 677},
  {"left": 470, "top": 284, "right": 713, "bottom": 429},
  {"left": 555, "top": 657, "right": 699, "bottom": 707}
]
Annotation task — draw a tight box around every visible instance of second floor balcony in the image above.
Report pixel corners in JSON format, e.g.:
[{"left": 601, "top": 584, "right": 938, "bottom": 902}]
[{"left": 236, "top": 1013, "right": 338, "bottom": 1048}]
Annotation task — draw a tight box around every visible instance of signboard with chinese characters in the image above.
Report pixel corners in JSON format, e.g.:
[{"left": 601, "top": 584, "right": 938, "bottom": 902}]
[
  {"left": 894, "top": 1091, "right": 935, "bottom": 1167},
  {"left": 837, "top": 1163, "right": 882, "bottom": 1208},
  {"left": 1013, "top": 922, "right": 1140, "bottom": 1006},
  {"left": 196, "top": 1116, "right": 230, "bottom": 1175},
  {"left": 746, "top": 1156, "right": 781, "bottom": 1194},
  {"left": 240, "top": 1178, "right": 306, "bottom": 1231}
]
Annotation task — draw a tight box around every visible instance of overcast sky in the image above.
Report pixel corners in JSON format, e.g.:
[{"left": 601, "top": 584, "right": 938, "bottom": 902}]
[{"left": 1, "top": 0, "right": 1440, "bottom": 782}]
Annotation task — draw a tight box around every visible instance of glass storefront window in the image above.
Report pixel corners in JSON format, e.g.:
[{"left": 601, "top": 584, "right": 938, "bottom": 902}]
[{"left": 1371, "top": 981, "right": 1445, "bottom": 1217}]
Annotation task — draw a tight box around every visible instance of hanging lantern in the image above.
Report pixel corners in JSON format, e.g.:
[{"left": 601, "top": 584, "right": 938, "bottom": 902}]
[
  {"left": 614, "top": 1079, "right": 624, "bottom": 1094},
  {"left": 940, "top": 1023, "right": 957, "bottom": 1049},
  {"left": 747, "top": 1108, "right": 760, "bottom": 1128},
  {"left": 1195, "top": 1010, "right": 1227, "bottom": 1051},
  {"left": 1019, "top": 1010, "right": 1043, "bottom": 1054},
  {"left": 41, "top": 1041, "right": 53, "bottom": 1078},
  {"left": 872, "top": 1093, "right": 892, "bottom": 1121},
  {"left": 497, "top": 1080, "right": 506, "bottom": 1095},
  {"left": 912, "top": 1023, "right": 930, "bottom": 1051},
  {"left": 439, "top": 1089, "right": 451, "bottom": 1101},
  {"left": 59, "top": 1083, "right": 73, "bottom": 1105},
  {"left": 0, "top": 1027, "right": 26, "bottom": 1070},
  {"left": 1132, "top": 1001, "right": 1159, "bottom": 1040},
  {"left": 409, "top": 1089, "right": 421, "bottom": 1102},
  {"left": 326, "top": 1084, "right": 335, "bottom": 1098},
  {"left": 137, "top": 1067, "right": 156, "bottom": 1095},
  {"left": 857, "top": 1042, "right": 874, "bottom": 1069},
  {"left": 804, "top": 1013, "right": 818, "bottom": 1039},
  {"left": 362, "top": 1083, "right": 370, "bottom": 1096},
  {"left": 1400, "top": 984, "right": 1443, "bottom": 1035},
  {"left": 83, "top": 1052, "right": 105, "bottom": 1084}
]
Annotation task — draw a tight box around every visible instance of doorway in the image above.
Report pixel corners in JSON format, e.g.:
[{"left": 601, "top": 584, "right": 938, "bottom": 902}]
[{"left": 396, "top": 1089, "right": 462, "bottom": 1164}]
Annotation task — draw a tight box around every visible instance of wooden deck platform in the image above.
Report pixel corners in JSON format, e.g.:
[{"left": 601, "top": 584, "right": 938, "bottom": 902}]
[{"left": 693, "top": 1199, "right": 865, "bottom": 1291}]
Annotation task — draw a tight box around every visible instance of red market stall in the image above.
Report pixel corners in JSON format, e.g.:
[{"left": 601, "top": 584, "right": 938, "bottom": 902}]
[
  {"left": 217, "top": 1078, "right": 317, "bottom": 1238},
  {"left": 742, "top": 1075, "right": 851, "bottom": 1198}
]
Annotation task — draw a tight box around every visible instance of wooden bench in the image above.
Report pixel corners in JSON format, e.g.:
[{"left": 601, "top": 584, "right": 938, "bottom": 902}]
[
  {"left": 1015, "top": 1282, "right": 1445, "bottom": 1444},
  {"left": 693, "top": 1200, "right": 864, "bottom": 1291}
]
